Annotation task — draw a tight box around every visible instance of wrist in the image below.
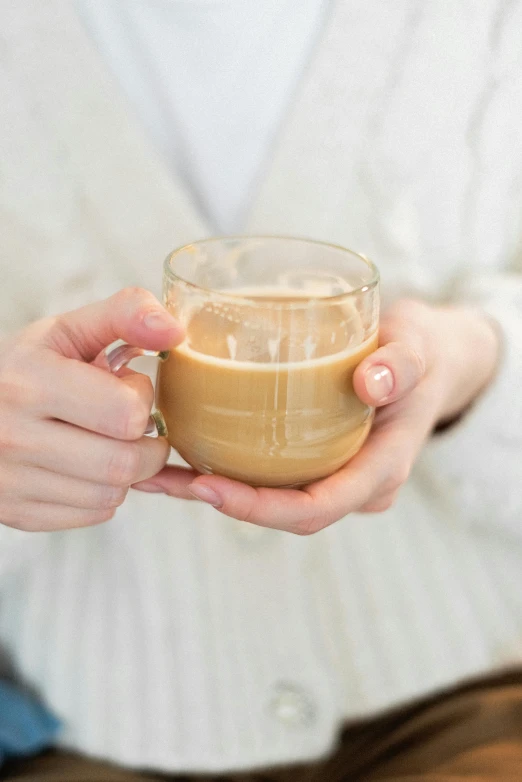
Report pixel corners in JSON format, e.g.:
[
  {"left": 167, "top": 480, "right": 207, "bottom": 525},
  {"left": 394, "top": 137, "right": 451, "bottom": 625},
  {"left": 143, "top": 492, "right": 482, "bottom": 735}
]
[{"left": 435, "top": 306, "right": 501, "bottom": 425}]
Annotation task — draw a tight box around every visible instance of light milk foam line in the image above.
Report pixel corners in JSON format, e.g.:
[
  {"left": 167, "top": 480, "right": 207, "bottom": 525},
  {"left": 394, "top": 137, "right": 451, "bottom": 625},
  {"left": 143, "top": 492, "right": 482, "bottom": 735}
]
[{"left": 173, "top": 332, "right": 377, "bottom": 372}]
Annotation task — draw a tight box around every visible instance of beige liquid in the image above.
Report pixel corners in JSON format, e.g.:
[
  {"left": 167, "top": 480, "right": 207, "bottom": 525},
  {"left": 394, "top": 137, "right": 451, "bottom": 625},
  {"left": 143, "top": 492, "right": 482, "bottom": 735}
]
[{"left": 157, "top": 289, "right": 378, "bottom": 487}]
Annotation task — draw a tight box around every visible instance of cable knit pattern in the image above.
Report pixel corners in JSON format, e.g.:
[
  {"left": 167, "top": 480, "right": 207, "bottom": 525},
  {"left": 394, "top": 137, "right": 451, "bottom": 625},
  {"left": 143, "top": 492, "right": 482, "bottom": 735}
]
[{"left": 1, "top": 0, "right": 522, "bottom": 773}]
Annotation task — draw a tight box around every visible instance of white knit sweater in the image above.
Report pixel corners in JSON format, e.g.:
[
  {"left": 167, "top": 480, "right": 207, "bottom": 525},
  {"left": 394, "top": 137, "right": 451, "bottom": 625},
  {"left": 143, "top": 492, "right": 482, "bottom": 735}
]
[{"left": 1, "top": 0, "right": 522, "bottom": 774}]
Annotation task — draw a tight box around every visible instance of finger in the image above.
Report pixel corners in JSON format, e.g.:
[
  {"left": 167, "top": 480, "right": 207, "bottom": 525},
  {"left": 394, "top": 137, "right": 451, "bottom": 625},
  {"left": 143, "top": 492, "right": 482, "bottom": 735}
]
[
  {"left": 181, "top": 442, "right": 381, "bottom": 533},
  {"left": 134, "top": 465, "right": 320, "bottom": 533},
  {"left": 37, "top": 356, "right": 155, "bottom": 440},
  {"left": 17, "top": 419, "right": 170, "bottom": 485},
  {"left": 188, "top": 476, "right": 318, "bottom": 534},
  {"left": 0, "top": 503, "right": 116, "bottom": 533},
  {"left": 353, "top": 341, "right": 426, "bottom": 407},
  {"left": 353, "top": 300, "right": 431, "bottom": 407},
  {"left": 43, "top": 287, "right": 184, "bottom": 361},
  {"left": 1, "top": 464, "right": 128, "bottom": 510},
  {"left": 132, "top": 464, "right": 200, "bottom": 499}
]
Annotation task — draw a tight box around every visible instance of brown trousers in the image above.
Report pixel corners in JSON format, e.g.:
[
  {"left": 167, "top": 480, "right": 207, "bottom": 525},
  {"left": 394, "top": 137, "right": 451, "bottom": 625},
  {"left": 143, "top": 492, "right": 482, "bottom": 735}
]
[{"left": 4, "top": 670, "right": 522, "bottom": 781}]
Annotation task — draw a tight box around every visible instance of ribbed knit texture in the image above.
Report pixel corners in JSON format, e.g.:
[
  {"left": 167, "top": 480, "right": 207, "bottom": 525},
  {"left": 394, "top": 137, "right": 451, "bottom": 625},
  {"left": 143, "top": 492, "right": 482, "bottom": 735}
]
[
  {"left": 2, "top": 485, "right": 522, "bottom": 773},
  {"left": 1, "top": 0, "right": 522, "bottom": 773}
]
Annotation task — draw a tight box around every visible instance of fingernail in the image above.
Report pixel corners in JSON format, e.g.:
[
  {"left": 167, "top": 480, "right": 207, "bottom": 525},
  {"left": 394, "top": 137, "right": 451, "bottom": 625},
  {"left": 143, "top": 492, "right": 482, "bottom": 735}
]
[
  {"left": 143, "top": 310, "right": 179, "bottom": 331},
  {"left": 132, "top": 480, "right": 164, "bottom": 493},
  {"left": 187, "top": 484, "right": 223, "bottom": 509},
  {"left": 364, "top": 364, "right": 394, "bottom": 402}
]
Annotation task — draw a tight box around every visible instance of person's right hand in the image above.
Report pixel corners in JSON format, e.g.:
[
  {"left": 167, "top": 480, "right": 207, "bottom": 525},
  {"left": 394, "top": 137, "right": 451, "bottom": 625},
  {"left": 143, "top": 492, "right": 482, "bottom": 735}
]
[{"left": 0, "top": 288, "right": 182, "bottom": 532}]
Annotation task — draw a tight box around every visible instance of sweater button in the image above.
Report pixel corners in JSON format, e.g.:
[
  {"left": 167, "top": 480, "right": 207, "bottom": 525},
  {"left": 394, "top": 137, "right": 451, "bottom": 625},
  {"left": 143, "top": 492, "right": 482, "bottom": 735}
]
[{"left": 269, "top": 683, "right": 316, "bottom": 726}]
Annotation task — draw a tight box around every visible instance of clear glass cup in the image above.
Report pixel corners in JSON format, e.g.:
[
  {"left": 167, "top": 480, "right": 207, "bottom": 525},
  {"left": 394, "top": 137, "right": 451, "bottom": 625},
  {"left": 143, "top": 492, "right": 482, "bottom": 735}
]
[{"left": 104, "top": 237, "right": 379, "bottom": 488}]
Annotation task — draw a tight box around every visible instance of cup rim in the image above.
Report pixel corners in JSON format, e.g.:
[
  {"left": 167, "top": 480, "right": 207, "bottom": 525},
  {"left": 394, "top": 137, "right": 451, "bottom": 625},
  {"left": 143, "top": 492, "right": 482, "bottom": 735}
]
[{"left": 163, "top": 235, "right": 379, "bottom": 307}]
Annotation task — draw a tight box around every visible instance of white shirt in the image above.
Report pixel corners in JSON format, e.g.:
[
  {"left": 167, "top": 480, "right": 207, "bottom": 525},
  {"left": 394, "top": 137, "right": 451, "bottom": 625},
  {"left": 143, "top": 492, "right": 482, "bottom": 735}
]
[{"left": 77, "top": 0, "right": 329, "bottom": 233}]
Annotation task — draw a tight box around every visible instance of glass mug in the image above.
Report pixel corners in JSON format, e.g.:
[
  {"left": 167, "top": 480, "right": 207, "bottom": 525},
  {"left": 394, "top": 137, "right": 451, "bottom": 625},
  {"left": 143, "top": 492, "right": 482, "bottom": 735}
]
[{"left": 102, "top": 237, "right": 380, "bottom": 488}]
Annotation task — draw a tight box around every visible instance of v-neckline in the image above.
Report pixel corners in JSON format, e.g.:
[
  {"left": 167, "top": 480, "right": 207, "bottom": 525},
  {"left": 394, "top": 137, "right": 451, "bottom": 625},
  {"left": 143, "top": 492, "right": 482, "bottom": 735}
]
[
  {"left": 75, "top": 0, "right": 336, "bottom": 235},
  {"left": 17, "top": 0, "right": 349, "bottom": 264}
]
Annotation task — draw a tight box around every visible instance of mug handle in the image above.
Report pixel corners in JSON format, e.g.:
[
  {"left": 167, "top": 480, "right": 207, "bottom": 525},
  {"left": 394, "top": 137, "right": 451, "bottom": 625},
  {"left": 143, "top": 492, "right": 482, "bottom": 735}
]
[{"left": 94, "top": 344, "right": 170, "bottom": 437}]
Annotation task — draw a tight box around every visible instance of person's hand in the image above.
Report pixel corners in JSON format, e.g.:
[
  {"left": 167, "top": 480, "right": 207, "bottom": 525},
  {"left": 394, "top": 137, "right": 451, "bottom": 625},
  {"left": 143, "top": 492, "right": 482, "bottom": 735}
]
[
  {"left": 134, "top": 300, "right": 500, "bottom": 534},
  {"left": 0, "top": 288, "right": 182, "bottom": 531}
]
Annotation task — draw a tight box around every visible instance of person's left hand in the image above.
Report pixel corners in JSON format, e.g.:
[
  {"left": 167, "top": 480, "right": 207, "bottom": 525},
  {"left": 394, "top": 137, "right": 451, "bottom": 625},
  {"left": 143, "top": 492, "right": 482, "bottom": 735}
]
[{"left": 133, "top": 299, "right": 500, "bottom": 534}]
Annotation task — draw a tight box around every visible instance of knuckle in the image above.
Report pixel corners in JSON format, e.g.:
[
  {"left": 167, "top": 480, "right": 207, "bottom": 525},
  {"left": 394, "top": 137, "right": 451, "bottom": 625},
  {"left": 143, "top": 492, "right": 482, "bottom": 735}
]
[
  {"left": 0, "top": 510, "right": 17, "bottom": 530},
  {"left": 294, "top": 513, "right": 326, "bottom": 536},
  {"left": 292, "top": 492, "right": 334, "bottom": 536},
  {"left": 119, "top": 393, "right": 151, "bottom": 440},
  {"left": 372, "top": 489, "right": 399, "bottom": 513},
  {"left": 113, "top": 287, "right": 153, "bottom": 310},
  {"left": 107, "top": 444, "right": 141, "bottom": 487},
  {"left": 51, "top": 313, "right": 77, "bottom": 344},
  {"left": 89, "top": 508, "right": 117, "bottom": 526},
  {"left": 139, "top": 376, "right": 155, "bottom": 407},
  {"left": 0, "top": 418, "right": 21, "bottom": 454},
  {"left": 361, "top": 497, "right": 394, "bottom": 514},
  {"left": 97, "top": 485, "right": 128, "bottom": 510},
  {"left": 0, "top": 505, "right": 35, "bottom": 532},
  {"left": 239, "top": 503, "right": 257, "bottom": 524},
  {"left": 48, "top": 314, "right": 92, "bottom": 359},
  {"left": 403, "top": 343, "right": 427, "bottom": 380},
  {"left": 294, "top": 524, "right": 315, "bottom": 537}
]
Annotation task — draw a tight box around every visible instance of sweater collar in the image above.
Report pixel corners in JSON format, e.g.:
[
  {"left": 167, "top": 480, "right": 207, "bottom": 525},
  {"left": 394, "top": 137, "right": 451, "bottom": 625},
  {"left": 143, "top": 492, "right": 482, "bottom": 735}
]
[{"left": 18, "top": 0, "right": 348, "bottom": 255}]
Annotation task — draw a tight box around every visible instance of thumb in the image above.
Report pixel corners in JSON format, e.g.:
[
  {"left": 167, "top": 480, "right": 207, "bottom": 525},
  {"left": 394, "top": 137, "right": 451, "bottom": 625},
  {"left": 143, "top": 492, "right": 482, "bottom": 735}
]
[
  {"left": 45, "top": 287, "right": 183, "bottom": 360},
  {"left": 353, "top": 300, "right": 429, "bottom": 407},
  {"left": 353, "top": 341, "right": 426, "bottom": 407}
]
